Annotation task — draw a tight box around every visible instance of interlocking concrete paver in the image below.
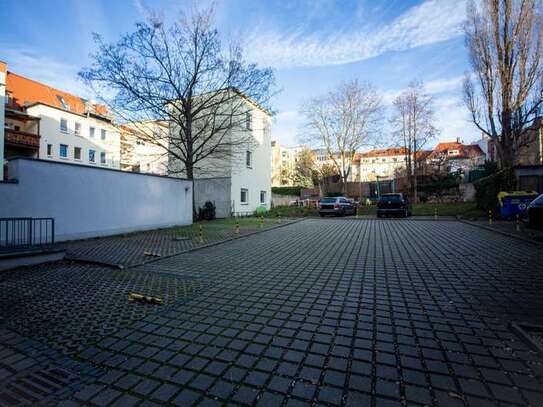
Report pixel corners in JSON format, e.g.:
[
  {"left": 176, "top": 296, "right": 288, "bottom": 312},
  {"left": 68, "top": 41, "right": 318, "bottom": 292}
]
[{"left": 1, "top": 218, "right": 543, "bottom": 406}]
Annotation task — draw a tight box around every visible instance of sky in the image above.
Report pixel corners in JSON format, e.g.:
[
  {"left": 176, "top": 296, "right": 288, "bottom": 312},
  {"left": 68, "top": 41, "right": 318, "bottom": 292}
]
[{"left": 0, "top": 0, "right": 480, "bottom": 149}]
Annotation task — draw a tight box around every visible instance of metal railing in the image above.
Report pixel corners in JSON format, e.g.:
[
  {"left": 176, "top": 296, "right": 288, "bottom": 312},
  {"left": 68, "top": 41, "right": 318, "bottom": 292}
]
[{"left": 0, "top": 218, "right": 55, "bottom": 252}]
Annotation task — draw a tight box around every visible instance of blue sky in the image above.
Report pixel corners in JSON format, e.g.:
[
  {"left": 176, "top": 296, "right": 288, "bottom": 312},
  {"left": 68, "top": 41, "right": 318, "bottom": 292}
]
[{"left": 0, "top": 0, "right": 478, "bottom": 148}]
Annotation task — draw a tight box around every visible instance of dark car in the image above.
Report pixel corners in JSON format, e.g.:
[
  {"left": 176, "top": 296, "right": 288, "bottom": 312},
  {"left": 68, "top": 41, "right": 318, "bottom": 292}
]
[
  {"left": 525, "top": 194, "right": 543, "bottom": 229},
  {"left": 376, "top": 193, "right": 412, "bottom": 218},
  {"left": 319, "top": 197, "right": 356, "bottom": 217}
]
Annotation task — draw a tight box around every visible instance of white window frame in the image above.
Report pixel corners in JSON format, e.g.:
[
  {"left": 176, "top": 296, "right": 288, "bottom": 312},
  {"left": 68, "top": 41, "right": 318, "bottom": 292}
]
[
  {"left": 101, "top": 129, "right": 106, "bottom": 140},
  {"left": 100, "top": 151, "right": 107, "bottom": 165},
  {"left": 74, "top": 146, "right": 82, "bottom": 161},
  {"left": 245, "top": 111, "right": 252, "bottom": 130},
  {"left": 59, "top": 144, "right": 68, "bottom": 158},
  {"left": 60, "top": 118, "right": 68, "bottom": 133},
  {"left": 89, "top": 149, "right": 96, "bottom": 163},
  {"left": 240, "top": 188, "right": 248, "bottom": 205},
  {"left": 46, "top": 144, "right": 53, "bottom": 157},
  {"left": 89, "top": 127, "right": 95, "bottom": 138},
  {"left": 260, "top": 190, "right": 266, "bottom": 205},
  {"left": 74, "top": 122, "right": 81, "bottom": 137},
  {"left": 246, "top": 150, "right": 252, "bottom": 168}
]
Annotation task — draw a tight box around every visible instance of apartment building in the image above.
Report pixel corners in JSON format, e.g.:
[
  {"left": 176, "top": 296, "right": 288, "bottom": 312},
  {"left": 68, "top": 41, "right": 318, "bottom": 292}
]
[
  {"left": 271, "top": 141, "right": 304, "bottom": 186},
  {"left": 351, "top": 148, "right": 408, "bottom": 182},
  {"left": 2, "top": 63, "right": 120, "bottom": 175},
  {"left": 169, "top": 90, "right": 272, "bottom": 214},
  {"left": 120, "top": 121, "right": 169, "bottom": 175}
]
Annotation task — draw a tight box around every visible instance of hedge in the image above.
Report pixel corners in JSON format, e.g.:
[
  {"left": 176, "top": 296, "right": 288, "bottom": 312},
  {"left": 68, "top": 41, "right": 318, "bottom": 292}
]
[
  {"left": 271, "top": 186, "right": 302, "bottom": 196},
  {"left": 473, "top": 168, "right": 515, "bottom": 210}
]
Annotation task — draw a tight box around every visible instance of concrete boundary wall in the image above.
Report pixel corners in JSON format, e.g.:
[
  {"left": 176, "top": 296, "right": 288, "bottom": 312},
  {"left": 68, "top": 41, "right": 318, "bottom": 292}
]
[
  {"left": 0, "top": 158, "right": 192, "bottom": 241},
  {"left": 194, "top": 177, "right": 232, "bottom": 218}
]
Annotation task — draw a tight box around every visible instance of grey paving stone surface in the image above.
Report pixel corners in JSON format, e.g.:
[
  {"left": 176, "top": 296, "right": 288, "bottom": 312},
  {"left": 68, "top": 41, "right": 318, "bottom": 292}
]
[
  {"left": 63, "top": 219, "right": 298, "bottom": 268},
  {"left": 1, "top": 218, "right": 543, "bottom": 406}
]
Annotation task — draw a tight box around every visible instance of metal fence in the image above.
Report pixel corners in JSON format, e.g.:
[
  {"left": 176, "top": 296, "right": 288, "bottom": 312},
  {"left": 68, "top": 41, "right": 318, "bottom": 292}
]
[{"left": 0, "top": 218, "right": 55, "bottom": 252}]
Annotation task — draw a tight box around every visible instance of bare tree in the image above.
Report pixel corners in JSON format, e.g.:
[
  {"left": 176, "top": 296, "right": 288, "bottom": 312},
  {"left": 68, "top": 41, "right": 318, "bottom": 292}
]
[
  {"left": 463, "top": 0, "right": 543, "bottom": 167},
  {"left": 299, "top": 80, "right": 382, "bottom": 193},
  {"left": 79, "top": 6, "right": 275, "bottom": 216},
  {"left": 390, "top": 81, "right": 438, "bottom": 202},
  {"left": 292, "top": 148, "right": 318, "bottom": 187}
]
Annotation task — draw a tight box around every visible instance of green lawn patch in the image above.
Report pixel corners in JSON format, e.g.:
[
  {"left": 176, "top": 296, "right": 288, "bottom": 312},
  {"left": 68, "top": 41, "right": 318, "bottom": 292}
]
[{"left": 412, "top": 202, "right": 485, "bottom": 218}]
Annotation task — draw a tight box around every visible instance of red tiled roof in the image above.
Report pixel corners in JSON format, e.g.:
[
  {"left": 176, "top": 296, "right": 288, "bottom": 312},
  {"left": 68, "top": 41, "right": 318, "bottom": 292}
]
[
  {"left": 428, "top": 141, "right": 485, "bottom": 160},
  {"left": 6, "top": 71, "right": 108, "bottom": 117},
  {"left": 356, "top": 147, "right": 408, "bottom": 159}
]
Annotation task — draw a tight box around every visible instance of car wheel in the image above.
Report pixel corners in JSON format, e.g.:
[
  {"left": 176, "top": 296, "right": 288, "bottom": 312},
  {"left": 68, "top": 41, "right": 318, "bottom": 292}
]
[{"left": 319, "top": 213, "right": 325, "bottom": 217}]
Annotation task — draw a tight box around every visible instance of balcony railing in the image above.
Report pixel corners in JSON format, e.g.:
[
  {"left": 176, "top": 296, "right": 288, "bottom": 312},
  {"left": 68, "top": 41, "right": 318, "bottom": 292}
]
[
  {"left": 5, "top": 128, "right": 40, "bottom": 149},
  {"left": 0, "top": 218, "right": 55, "bottom": 252}
]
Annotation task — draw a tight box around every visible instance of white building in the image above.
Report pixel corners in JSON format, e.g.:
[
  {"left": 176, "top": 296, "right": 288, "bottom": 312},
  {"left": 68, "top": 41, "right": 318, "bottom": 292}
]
[
  {"left": 351, "top": 148, "right": 408, "bottom": 182},
  {"left": 120, "top": 121, "right": 169, "bottom": 175},
  {"left": 271, "top": 141, "right": 304, "bottom": 186},
  {"left": 169, "top": 90, "right": 272, "bottom": 215},
  {"left": 0, "top": 61, "right": 6, "bottom": 179},
  {"left": 3, "top": 68, "right": 120, "bottom": 172}
]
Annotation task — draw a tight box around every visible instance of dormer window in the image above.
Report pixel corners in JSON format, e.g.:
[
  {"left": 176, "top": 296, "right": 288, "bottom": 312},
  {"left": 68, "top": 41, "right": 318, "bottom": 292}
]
[{"left": 57, "top": 95, "right": 70, "bottom": 111}]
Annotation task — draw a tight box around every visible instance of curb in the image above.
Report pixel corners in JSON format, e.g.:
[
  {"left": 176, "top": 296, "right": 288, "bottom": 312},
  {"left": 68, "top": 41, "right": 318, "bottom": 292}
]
[
  {"left": 458, "top": 219, "right": 543, "bottom": 247},
  {"left": 124, "top": 218, "right": 306, "bottom": 270}
]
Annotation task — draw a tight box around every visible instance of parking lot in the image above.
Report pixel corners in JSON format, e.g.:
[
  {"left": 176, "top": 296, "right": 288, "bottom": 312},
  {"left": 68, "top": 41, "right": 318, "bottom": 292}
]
[{"left": 1, "top": 218, "right": 543, "bottom": 406}]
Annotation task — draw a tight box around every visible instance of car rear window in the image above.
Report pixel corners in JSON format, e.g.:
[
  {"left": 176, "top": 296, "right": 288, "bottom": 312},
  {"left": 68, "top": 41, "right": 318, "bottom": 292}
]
[
  {"left": 320, "top": 198, "right": 337, "bottom": 203},
  {"left": 380, "top": 194, "right": 402, "bottom": 201}
]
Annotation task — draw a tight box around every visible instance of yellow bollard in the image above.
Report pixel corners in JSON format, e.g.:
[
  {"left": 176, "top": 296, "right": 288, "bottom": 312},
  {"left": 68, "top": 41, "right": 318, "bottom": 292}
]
[
  {"left": 198, "top": 224, "right": 204, "bottom": 243},
  {"left": 516, "top": 214, "right": 520, "bottom": 232},
  {"left": 488, "top": 210, "right": 493, "bottom": 225},
  {"left": 434, "top": 208, "right": 437, "bottom": 220},
  {"left": 235, "top": 219, "right": 240, "bottom": 235},
  {"left": 260, "top": 215, "right": 264, "bottom": 229}
]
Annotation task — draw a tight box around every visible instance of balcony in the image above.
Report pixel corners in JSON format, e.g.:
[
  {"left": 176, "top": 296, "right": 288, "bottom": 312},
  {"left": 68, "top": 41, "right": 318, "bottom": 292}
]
[{"left": 5, "top": 128, "right": 40, "bottom": 150}]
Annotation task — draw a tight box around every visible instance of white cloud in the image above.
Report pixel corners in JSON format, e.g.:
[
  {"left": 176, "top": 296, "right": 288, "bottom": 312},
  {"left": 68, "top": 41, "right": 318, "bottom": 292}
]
[
  {"left": 2, "top": 45, "right": 92, "bottom": 98},
  {"left": 245, "top": 0, "right": 466, "bottom": 68}
]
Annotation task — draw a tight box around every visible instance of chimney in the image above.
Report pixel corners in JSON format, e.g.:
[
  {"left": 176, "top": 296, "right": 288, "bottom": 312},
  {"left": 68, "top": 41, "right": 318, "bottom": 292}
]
[{"left": 0, "top": 61, "right": 6, "bottom": 180}]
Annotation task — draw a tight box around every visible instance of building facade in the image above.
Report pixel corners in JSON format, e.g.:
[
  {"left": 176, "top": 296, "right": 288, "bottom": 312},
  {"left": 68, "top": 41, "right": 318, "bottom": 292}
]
[
  {"left": 169, "top": 91, "right": 272, "bottom": 215},
  {"left": 271, "top": 141, "right": 304, "bottom": 186},
  {"left": 351, "top": 148, "right": 408, "bottom": 182},
  {"left": 2, "top": 66, "right": 120, "bottom": 175},
  {"left": 120, "top": 121, "right": 169, "bottom": 175},
  {"left": 427, "top": 141, "right": 486, "bottom": 174}
]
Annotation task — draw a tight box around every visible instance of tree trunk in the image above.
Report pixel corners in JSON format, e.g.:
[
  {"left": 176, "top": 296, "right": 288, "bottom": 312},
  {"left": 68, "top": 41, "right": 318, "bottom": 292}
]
[{"left": 186, "top": 163, "right": 197, "bottom": 222}]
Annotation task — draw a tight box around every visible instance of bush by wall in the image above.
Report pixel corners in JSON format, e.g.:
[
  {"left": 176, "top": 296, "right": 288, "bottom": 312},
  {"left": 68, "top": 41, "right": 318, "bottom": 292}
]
[
  {"left": 272, "top": 186, "right": 302, "bottom": 196},
  {"left": 198, "top": 201, "right": 216, "bottom": 220},
  {"left": 473, "top": 168, "right": 515, "bottom": 210}
]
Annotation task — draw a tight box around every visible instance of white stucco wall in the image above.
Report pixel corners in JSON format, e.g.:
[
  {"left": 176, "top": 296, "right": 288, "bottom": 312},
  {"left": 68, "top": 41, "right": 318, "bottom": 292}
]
[
  {"left": 0, "top": 158, "right": 192, "bottom": 241},
  {"left": 230, "top": 108, "right": 272, "bottom": 213},
  {"left": 26, "top": 104, "right": 121, "bottom": 169},
  {"left": 168, "top": 94, "right": 272, "bottom": 215},
  {"left": 0, "top": 66, "right": 5, "bottom": 179}
]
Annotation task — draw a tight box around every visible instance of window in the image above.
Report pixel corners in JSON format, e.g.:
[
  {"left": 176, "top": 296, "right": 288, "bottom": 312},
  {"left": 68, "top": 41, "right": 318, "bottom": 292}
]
[
  {"left": 59, "top": 144, "right": 68, "bottom": 158},
  {"left": 100, "top": 152, "right": 106, "bottom": 164},
  {"left": 101, "top": 129, "right": 106, "bottom": 140},
  {"left": 57, "top": 95, "right": 70, "bottom": 110},
  {"left": 47, "top": 144, "right": 53, "bottom": 156},
  {"left": 89, "top": 127, "right": 95, "bottom": 138},
  {"left": 260, "top": 191, "right": 267, "bottom": 205},
  {"left": 60, "top": 118, "right": 68, "bottom": 133},
  {"left": 245, "top": 111, "right": 252, "bottom": 130},
  {"left": 75, "top": 122, "right": 81, "bottom": 136},
  {"left": 246, "top": 150, "right": 252, "bottom": 168},
  {"left": 89, "top": 149, "right": 96, "bottom": 163},
  {"left": 74, "top": 147, "right": 82, "bottom": 160},
  {"left": 240, "top": 188, "right": 248, "bottom": 205}
]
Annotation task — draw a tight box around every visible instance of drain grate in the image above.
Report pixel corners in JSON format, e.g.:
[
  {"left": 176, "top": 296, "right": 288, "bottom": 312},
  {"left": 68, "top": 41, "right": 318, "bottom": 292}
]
[
  {"left": 510, "top": 322, "right": 543, "bottom": 354},
  {"left": 0, "top": 366, "right": 80, "bottom": 406}
]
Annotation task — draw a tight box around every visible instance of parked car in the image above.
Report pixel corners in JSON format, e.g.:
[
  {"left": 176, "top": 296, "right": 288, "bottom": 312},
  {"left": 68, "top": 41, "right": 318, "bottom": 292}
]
[
  {"left": 524, "top": 194, "right": 543, "bottom": 229},
  {"left": 318, "top": 197, "right": 356, "bottom": 217},
  {"left": 376, "top": 193, "right": 412, "bottom": 218}
]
